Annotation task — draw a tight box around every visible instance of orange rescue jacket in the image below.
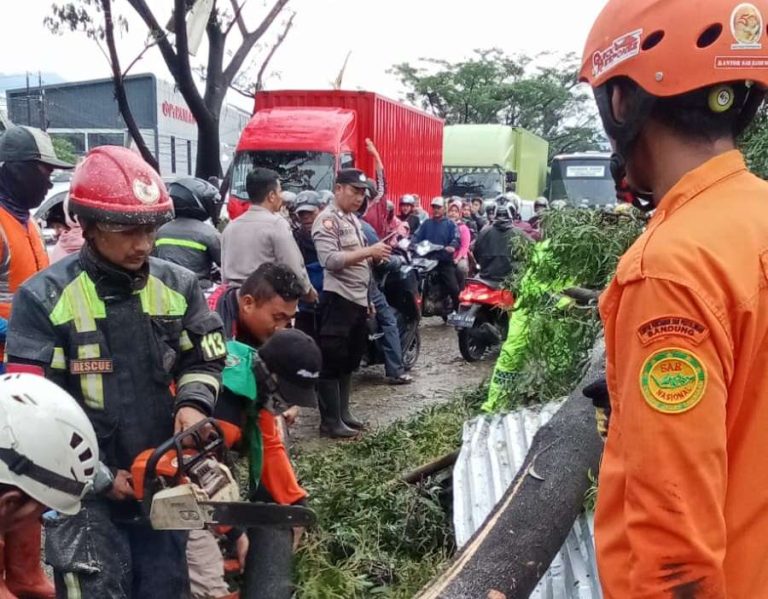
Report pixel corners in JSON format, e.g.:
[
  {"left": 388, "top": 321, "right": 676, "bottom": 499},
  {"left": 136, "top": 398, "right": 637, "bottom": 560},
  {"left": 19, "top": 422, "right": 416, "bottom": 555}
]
[
  {"left": 597, "top": 150, "right": 768, "bottom": 598},
  {"left": 0, "top": 207, "right": 49, "bottom": 360}
]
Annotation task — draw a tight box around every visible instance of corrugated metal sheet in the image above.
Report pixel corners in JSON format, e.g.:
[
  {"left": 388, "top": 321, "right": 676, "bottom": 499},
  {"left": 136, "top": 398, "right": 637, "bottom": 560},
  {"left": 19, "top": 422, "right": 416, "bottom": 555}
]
[{"left": 453, "top": 405, "right": 602, "bottom": 599}]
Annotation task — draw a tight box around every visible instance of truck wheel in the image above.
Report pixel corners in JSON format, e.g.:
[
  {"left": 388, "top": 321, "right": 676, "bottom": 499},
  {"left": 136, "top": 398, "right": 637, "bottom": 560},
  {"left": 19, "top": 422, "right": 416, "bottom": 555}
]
[{"left": 402, "top": 328, "right": 421, "bottom": 371}]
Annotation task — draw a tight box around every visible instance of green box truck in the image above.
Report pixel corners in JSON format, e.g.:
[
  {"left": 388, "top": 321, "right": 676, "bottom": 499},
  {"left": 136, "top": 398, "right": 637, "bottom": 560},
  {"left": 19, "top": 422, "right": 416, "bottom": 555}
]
[{"left": 442, "top": 124, "right": 549, "bottom": 201}]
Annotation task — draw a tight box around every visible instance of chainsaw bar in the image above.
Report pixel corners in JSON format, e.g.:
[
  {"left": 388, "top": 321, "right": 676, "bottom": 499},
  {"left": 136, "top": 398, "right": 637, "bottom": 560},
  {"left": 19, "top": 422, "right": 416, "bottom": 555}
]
[{"left": 200, "top": 501, "right": 316, "bottom": 528}]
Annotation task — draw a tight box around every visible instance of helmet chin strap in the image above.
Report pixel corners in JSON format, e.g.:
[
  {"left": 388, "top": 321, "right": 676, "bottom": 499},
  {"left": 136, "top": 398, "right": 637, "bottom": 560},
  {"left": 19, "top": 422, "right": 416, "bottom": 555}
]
[{"left": 609, "top": 153, "right": 655, "bottom": 212}]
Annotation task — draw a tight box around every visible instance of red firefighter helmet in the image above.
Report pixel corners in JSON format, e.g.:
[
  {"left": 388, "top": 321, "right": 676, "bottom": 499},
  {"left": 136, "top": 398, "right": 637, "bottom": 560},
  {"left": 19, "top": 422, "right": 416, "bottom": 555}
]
[{"left": 69, "top": 146, "right": 174, "bottom": 226}]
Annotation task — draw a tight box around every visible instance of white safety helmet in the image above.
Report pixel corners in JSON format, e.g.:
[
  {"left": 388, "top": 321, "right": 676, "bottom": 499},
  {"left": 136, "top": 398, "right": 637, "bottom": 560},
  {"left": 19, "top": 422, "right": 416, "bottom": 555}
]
[
  {"left": 430, "top": 196, "right": 445, "bottom": 208},
  {"left": 400, "top": 194, "right": 416, "bottom": 206},
  {"left": 0, "top": 374, "right": 98, "bottom": 515}
]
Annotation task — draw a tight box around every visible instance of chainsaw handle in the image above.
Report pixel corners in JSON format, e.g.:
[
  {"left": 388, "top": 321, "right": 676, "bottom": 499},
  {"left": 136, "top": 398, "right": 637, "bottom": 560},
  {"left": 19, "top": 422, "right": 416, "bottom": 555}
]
[{"left": 141, "top": 417, "right": 226, "bottom": 515}]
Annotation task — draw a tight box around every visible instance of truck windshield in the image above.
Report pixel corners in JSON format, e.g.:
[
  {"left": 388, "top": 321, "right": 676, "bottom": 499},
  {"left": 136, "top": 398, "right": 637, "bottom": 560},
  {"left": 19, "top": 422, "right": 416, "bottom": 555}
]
[
  {"left": 230, "top": 150, "right": 336, "bottom": 198},
  {"left": 442, "top": 169, "right": 504, "bottom": 199},
  {"left": 549, "top": 158, "right": 615, "bottom": 206}
]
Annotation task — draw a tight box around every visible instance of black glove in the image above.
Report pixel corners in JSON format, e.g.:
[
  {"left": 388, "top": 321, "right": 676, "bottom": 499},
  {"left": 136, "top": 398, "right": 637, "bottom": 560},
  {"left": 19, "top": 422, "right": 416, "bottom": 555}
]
[{"left": 583, "top": 378, "right": 611, "bottom": 440}]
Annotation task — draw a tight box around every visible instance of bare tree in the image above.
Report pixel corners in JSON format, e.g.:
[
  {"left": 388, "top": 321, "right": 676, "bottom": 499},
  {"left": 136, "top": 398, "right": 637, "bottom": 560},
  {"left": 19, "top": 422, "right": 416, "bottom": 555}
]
[{"left": 47, "top": 0, "right": 293, "bottom": 177}]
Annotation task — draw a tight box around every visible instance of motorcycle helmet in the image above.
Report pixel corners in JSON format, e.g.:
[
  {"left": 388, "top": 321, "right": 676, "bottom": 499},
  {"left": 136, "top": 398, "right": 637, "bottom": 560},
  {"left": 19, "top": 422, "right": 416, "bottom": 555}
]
[
  {"left": 68, "top": 146, "right": 173, "bottom": 227},
  {"left": 318, "top": 190, "right": 334, "bottom": 207},
  {"left": 534, "top": 197, "right": 549, "bottom": 210},
  {"left": 400, "top": 194, "right": 416, "bottom": 206},
  {"left": 168, "top": 177, "right": 224, "bottom": 224},
  {"left": 489, "top": 195, "right": 515, "bottom": 222}
]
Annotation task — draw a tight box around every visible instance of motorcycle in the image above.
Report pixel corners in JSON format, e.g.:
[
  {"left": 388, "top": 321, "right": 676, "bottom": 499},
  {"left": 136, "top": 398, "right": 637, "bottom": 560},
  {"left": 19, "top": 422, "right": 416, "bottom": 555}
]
[
  {"left": 409, "top": 240, "right": 454, "bottom": 318},
  {"left": 363, "top": 242, "right": 422, "bottom": 371},
  {"left": 449, "top": 278, "right": 515, "bottom": 362}
]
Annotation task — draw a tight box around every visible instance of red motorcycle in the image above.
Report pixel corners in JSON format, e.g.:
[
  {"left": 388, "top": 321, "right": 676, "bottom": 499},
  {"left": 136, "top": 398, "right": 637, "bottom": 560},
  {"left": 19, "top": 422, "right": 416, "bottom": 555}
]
[{"left": 448, "top": 278, "right": 515, "bottom": 362}]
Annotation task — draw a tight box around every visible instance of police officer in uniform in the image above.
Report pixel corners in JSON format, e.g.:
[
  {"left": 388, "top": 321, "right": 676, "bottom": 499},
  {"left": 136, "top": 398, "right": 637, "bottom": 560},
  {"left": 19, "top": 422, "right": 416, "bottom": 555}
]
[{"left": 311, "top": 169, "right": 391, "bottom": 438}]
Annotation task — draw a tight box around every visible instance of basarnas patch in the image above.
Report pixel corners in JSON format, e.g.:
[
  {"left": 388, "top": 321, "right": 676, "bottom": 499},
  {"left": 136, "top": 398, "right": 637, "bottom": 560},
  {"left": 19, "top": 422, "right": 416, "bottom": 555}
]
[
  {"left": 639, "top": 348, "right": 707, "bottom": 414},
  {"left": 637, "top": 316, "right": 709, "bottom": 346}
]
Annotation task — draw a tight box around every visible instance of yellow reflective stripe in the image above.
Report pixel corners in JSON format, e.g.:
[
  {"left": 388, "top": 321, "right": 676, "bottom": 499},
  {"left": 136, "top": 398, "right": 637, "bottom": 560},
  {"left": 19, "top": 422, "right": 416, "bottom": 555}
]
[
  {"left": 50, "top": 272, "right": 106, "bottom": 332},
  {"left": 78, "top": 344, "right": 104, "bottom": 409},
  {"left": 51, "top": 347, "right": 66, "bottom": 370},
  {"left": 156, "top": 238, "right": 207, "bottom": 252},
  {"left": 63, "top": 572, "right": 82, "bottom": 599},
  {"left": 138, "top": 275, "right": 188, "bottom": 317},
  {"left": 179, "top": 330, "right": 194, "bottom": 352},
  {"left": 178, "top": 373, "right": 220, "bottom": 395}
]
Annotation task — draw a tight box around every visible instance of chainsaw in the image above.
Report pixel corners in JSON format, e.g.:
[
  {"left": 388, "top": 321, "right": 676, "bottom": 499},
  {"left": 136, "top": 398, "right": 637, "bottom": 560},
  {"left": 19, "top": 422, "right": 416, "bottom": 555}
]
[{"left": 130, "top": 418, "right": 315, "bottom": 531}]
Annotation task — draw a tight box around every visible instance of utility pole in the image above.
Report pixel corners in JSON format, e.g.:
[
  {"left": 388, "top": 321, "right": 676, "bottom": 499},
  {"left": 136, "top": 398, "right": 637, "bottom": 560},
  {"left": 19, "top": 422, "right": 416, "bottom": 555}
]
[
  {"left": 25, "top": 72, "right": 31, "bottom": 126},
  {"left": 38, "top": 72, "right": 46, "bottom": 131}
]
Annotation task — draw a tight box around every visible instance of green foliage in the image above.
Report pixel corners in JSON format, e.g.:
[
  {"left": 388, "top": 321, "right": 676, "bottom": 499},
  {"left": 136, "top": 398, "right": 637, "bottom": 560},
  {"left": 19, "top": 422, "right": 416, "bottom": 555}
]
[
  {"left": 390, "top": 49, "right": 604, "bottom": 158},
  {"left": 498, "top": 208, "right": 645, "bottom": 407},
  {"left": 740, "top": 104, "right": 768, "bottom": 179},
  {"left": 51, "top": 136, "right": 78, "bottom": 165},
  {"left": 294, "top": 386, "right": 488, "bottom": 598}
]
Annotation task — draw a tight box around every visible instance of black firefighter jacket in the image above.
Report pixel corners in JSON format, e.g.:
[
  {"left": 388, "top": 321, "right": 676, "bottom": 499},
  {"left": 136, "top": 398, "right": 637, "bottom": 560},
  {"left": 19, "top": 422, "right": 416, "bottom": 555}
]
[{"left": 5, "top": 243, "right": 226, "bottom": 471}]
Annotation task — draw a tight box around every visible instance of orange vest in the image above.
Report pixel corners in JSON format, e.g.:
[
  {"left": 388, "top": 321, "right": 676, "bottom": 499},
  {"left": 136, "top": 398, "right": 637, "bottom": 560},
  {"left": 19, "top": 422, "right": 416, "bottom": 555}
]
[{"left": 0, "top": 207, "right": 49, "bottom": 358}]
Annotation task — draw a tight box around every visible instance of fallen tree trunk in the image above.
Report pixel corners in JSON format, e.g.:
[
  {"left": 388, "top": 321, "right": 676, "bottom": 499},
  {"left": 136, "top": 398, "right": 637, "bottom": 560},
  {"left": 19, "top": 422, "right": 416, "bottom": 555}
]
[
  {"left": 401, "top": 450, "right": 460, "bottom": 485},
  {"left": 417, "top": 339, "right": 606, "bottom": 599}
]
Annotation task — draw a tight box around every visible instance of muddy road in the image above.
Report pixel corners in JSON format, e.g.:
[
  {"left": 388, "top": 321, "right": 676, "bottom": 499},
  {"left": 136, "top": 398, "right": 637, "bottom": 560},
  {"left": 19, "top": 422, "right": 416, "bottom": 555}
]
[{"left": 292, "top": 318, "right": 495, "bottom": 448}]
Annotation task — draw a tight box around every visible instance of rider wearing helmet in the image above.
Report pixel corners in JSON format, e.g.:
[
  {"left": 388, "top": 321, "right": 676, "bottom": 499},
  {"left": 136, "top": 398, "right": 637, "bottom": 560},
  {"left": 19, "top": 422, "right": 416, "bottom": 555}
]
[
  {"left": 155, "top": 177, "right": 223, "bottom": 290},
  {"left": 581, "top": 0, "right": 768, "bottom": 595},
  {"left": 5, "top": 146, "right": 226, "bottom": 598},
  {"left": 398, "top": 194, "right": 421, "bottom": 236},
  {"left": 474, "top": 195, "right": 532, "bottom": 283}
]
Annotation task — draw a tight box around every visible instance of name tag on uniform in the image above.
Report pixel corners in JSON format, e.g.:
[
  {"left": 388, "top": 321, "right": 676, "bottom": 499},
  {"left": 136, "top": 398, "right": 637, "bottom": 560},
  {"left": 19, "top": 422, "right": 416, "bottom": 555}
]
[{"left": 70, "top": 359, "right": 114, "bottom": 375}]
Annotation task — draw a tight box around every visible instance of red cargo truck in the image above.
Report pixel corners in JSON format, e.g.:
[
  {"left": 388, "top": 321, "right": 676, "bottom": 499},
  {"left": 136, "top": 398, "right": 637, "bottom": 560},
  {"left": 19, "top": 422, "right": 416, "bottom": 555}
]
[{"left": 227, "top": 90, "right": 443, "bottom": 219}]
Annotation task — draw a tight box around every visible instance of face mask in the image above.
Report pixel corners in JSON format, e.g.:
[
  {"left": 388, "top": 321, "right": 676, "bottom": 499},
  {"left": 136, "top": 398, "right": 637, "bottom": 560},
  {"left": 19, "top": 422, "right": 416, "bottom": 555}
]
[{"left": 2, "top": 161, "right": 52, "bottom": 210}]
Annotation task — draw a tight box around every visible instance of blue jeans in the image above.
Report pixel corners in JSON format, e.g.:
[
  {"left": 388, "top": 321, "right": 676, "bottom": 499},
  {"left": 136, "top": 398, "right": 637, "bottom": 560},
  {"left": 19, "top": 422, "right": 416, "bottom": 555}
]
[{"left": 370, "top": 286, "right": 404, "bottom": 378}]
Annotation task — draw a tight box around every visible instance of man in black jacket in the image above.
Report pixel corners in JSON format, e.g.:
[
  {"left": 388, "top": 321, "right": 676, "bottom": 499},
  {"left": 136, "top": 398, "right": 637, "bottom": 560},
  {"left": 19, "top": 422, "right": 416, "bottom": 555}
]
[
  {"left": 6, "top": 147, "right": 225, "bottom": 599},
  {"left": 473, "top": 196, "right": 531, "bottom": 282}
]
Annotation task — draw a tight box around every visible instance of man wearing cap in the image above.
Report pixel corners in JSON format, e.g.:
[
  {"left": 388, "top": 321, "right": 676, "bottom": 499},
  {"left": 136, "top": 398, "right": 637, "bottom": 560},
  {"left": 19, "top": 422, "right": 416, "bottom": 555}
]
[
  {"left": 221, "top": 167, "right": 317, "bottom": 305},
  {"left": 312, "top": 169, "right": 392, "bottom": 438},
  {"left": 412, "top": 197, "right": 462, "bottom": 312},
  {"left": 0, "top": 125, "right": 75, "bottom": 599},
  {"left": 5, "top": 146, "right": 226, "bottom": 598},
  {"left": 293, "top": 192, "right": 324, "bottom": 341},
  {"left": 204, "top": 266, "right": 317, "bottom": 598}
]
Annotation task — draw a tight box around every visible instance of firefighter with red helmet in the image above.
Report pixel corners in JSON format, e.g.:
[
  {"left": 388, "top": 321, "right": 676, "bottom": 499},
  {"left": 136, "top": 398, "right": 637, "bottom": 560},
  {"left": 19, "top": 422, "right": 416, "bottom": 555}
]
[
  {"left": 581, "top": 0, "right": 768, "bottom": 596},
  {"left": 4, "top": 146, "right": 226, "bottom": 598}
]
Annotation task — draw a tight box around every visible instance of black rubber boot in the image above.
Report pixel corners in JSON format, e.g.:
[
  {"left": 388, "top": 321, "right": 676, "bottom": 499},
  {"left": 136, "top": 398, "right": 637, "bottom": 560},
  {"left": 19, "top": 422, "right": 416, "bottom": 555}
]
[
  {"left": 243, "top": 526, "right": 293, "bottom": 599},
  {"left": 318, "top": 379, "right": 358, "bottom": 438},
  {"left": 339, "top": 374, "right": 366, "bottom": 430}
]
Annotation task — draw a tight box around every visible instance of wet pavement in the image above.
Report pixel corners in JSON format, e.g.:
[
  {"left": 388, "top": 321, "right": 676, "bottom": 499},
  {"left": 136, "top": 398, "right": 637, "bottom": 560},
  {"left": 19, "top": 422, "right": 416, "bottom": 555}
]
[{"left": 292, "top": 317, "right": 495, "bottom": 450}]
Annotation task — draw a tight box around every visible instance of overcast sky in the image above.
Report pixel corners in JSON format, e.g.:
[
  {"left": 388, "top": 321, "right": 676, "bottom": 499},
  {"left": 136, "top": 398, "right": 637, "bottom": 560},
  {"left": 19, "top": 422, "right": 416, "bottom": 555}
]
[{"left": 1, "top": 0, "right": 608, "bottom": 110}]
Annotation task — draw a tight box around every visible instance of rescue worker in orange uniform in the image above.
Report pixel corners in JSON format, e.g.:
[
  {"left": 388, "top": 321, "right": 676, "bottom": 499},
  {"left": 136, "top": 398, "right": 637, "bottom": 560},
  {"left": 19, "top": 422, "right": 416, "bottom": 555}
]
[
  {"left": 580, "top": 0, "right": 768, "bottom": 596},
  {"left": 0, "top": 125, "right": 75, "bottom": 599}
]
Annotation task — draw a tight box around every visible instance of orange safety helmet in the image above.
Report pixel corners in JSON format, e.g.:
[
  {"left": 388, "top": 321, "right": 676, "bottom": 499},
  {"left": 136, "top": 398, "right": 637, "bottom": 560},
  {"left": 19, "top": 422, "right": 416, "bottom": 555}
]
[
  {"left": 69, "top": 146, "right": 174, "bottom": 227},
  {"left": 580, "top": 0, "right": 768, "bottom": 96},
  {"left": 580, "top": 0, "right": 768, "bottom": 205}
]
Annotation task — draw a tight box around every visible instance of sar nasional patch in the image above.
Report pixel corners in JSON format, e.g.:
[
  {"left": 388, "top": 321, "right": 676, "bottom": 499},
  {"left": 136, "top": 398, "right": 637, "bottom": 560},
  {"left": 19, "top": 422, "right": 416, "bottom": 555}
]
[{"left": 639, "top": 348, "right": 707, "bottom": 414}]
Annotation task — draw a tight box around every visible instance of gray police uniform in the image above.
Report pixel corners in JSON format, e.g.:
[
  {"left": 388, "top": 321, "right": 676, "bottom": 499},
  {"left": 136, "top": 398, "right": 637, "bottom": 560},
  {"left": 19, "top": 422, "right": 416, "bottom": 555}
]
[{"left": 311, "top": 203, "right": 371, "bottom": 376}]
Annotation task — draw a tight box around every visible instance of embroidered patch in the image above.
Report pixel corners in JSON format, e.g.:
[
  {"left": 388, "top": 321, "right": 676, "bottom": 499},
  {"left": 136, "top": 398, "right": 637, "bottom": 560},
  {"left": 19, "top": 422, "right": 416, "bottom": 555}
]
[
  {"left": 640, "top": 348, "right": 707, "bottom": 414},
  {"left": 637, "top": 316, "right": 710, "bottom": 346},
  {"left": 70, "top": 359, "right": 114, "bottom": 375},
  {"left": 200, "top": 332, "right": 227, "bottom": 362},
  {"left": 322, "top": 219, "right": 334, "bottom": 230}
]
